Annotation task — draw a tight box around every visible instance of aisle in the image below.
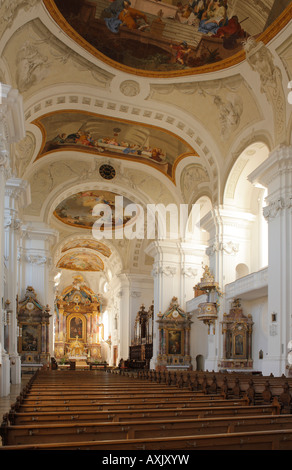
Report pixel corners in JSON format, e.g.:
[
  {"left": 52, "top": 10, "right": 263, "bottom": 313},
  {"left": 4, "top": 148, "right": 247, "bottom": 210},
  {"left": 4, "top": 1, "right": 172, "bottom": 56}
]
[{"left": 0, "top": 374, "right": 32, "bottom": 446}]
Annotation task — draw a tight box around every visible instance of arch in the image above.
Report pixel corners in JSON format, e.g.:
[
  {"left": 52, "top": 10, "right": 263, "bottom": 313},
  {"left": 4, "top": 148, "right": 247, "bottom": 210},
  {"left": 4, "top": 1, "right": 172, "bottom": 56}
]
[
  {"left": 196, "top": 354, "right": 204, "bottom": 371},
  {"left": 184, "top": 195, "right": 212, "bottom": 242},
  {"left": 236, "top": 263, "right": 249, "bottom": 280},
  {"left": 223, "top": 141, "right": 270, "bottom": 211}
]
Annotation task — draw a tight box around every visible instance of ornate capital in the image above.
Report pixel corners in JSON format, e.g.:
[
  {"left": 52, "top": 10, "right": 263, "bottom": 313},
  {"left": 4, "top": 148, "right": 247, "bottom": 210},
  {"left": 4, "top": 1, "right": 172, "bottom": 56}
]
[
  {"left": 151, "top": 265, "right": 177, "bottom": 278},
  {"left": 206, "top": 241, "right": 239, "bottom": 256},
  {"left": 181, "top": 267, "right": 198, "bottom": 278},
  {"left": 263, "top": 196, "right": 292, "bottom": 220},
  {"left": 26, "top": 254, "right": 51, "bottom": 266}
]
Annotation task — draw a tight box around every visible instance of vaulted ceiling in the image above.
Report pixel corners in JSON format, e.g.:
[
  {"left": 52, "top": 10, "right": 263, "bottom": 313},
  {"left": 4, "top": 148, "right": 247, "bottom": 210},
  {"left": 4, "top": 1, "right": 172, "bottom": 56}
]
[{"left": 1, "top": 0, "right": 291, "bottom": 278}]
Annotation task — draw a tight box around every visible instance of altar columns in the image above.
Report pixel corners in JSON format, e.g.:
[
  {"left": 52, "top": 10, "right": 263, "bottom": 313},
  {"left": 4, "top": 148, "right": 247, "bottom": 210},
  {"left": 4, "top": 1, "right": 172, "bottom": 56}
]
[{"left": 249, "top": 145, "right": 292, "bottom": 376}]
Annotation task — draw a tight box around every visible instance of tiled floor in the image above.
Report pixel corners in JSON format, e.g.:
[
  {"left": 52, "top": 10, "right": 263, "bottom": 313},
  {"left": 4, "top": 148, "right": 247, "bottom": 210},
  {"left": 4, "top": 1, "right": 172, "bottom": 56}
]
[{"left": 0, "top": 374, "right": 33, "bottom": 446}]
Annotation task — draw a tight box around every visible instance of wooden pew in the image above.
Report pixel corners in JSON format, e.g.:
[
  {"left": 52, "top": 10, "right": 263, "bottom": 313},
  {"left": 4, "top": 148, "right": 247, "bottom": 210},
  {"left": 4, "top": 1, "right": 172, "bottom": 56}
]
[
  {"left": 2, "top": 368, "right": 291, "bottom": 451},
  {"left": 5, "top": 400, "right": 281, "bottom": 428},
  {"left": 2, "top": 412, "right": 292, "bottom": 446},
  {"left": 10, "top": 397, "right": 250, "bottom": 413},
  {"left": 2, "top": 428, "right": 292, "bottom": 450}
]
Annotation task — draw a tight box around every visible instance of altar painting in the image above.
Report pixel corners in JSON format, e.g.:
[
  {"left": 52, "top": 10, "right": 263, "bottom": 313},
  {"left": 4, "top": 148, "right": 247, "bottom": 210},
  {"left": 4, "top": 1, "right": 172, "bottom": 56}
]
[
  {"left": 21, "top": 324, "right": 39, "bottom": 352},
  {"left": 168, "top": 330, "right": 183, "bottom": 355},
  {"left": 69, "top": 316, "right": 85, "bottom": 340},
  {"left": 49, "top": 0, "right": 291, "bottom": 73}
]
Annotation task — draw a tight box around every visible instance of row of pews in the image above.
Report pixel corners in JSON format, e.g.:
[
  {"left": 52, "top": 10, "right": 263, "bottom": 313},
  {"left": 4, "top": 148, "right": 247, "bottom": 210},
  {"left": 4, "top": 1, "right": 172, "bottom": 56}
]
[{"left": 1, "top": 367, "right": 292, "bottom": 450}]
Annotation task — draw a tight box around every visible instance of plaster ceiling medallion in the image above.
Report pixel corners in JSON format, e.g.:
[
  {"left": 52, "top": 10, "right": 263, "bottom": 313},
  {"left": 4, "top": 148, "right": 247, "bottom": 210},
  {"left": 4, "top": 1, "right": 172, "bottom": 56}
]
[{"left": 44, "top": 0, "right": 291, "bottom": 76}]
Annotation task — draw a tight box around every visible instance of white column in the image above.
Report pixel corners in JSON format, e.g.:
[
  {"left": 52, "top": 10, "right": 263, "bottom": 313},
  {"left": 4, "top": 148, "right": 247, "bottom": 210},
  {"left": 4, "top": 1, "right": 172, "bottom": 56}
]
[
  {"left": 18, "top": 224, "right": 59, "bottom": 361},
  {"left": 249, "top": 145, "right": 292, "bottom": 376},
  {"left": 116, "top": 274, "right": 131, "bottom": 362},
  {"left": 200, "top": 207, "right": 256, "bottom": 370},
  {"left": 0, "top": 157, "right": 10, "bottom": 396},
  {"left": 0, "top": 84, "right": 25, "bottom": 396},
  {"left": 4, "top": 178, "right": 30, "bottom": 384},
  {"left": 145, "top": 240, "right": 200, "bottom": 369}
]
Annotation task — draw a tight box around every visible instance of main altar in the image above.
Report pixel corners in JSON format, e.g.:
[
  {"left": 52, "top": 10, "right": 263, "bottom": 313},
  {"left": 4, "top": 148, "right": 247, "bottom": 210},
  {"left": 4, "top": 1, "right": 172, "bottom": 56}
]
[{"left": 54, "top": 275, "right": 103, "bottom": 362}]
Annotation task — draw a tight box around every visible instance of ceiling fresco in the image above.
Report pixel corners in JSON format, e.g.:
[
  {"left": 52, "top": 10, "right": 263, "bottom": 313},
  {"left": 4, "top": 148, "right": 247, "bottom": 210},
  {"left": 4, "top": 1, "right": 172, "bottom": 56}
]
[
  {"left": 53, "top": 190, "right": 138, "bottom": 230},
  {"left": 46, "top": 0, "right": 291, "bottom": 74},
  {"left": 33, "top": 111, "right": 194, "bottom": 178},
  {"left": 61, "top": 239, "right": 112, "bottom": 257},
  {"left": 56, "top": 251, "right": 105, "bottom": 271}
]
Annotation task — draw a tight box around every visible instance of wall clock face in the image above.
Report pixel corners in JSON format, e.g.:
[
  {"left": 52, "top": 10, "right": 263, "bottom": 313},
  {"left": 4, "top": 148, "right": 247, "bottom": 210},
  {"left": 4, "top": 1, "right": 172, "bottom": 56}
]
[
  {"left": 99, "top": 164, "right": 116, "bottom": 180},
  {"left": 172, "top": 310, "right": 179, "bottom": 318},
  {"left": 26, "top": 302, "right": 34, "bottom": 311}
]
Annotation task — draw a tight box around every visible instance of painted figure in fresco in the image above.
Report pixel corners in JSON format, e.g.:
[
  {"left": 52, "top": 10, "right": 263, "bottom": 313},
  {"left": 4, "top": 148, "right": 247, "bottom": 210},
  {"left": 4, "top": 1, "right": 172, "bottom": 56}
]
[
  {"left": 102, "top": 0, "right": 129, "bottom": 18},
  {"left": 51, "top": 133, "right": 67, "bottom": 144},
  {"left": 119, "top": 6, "right": 149, "bottom": 31},
  {"left": 65, "top": 131, "right": 81, "bottom": 143},
  {"left": 170, "top": 41, "right": 191, "bottom": 65},
  {"left": 198, "top": 0, "right": 228, "bottom": 34},
  {"left": 213, "top": 15, "right": 248, "bottom": 48},
  {"left": 104, "top": 0, "right": 149, "bottom": 33}
]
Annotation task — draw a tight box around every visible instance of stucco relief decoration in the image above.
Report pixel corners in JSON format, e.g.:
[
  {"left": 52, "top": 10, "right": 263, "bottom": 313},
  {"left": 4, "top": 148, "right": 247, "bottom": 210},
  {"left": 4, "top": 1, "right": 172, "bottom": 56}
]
[
  {"left": 16, "top": 41, "right": 50, "bottom": 93},
  {"left": 0, "top": 0, "right": 40, "bottom": 34},
  {"left": 120, "top": 80, "right": 140, "bottom": 97},
  {"left": 213, "top": 93, "right": 243, "bottom": 140},
  {"left": 181, "top": 163, "right": 210, "bottom": 201},
  {"left": 244, "top": 38, "right": 286, "bottom": 143},
  {"left": 14, "top": 132, "right": 35, "bottom": 177}
]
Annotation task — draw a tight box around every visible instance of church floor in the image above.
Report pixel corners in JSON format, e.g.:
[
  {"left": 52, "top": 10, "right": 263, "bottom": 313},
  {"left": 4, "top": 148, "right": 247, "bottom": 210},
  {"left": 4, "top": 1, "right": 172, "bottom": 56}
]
[{"left": 0, "top": 373, "right": 33, "bottom": 446}]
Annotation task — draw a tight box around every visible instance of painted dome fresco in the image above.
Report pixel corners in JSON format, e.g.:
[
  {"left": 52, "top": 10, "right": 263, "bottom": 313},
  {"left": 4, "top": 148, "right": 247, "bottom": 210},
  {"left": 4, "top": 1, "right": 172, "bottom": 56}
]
[{"left": 45, "top": 0, "right": 291, "bottom": 74}]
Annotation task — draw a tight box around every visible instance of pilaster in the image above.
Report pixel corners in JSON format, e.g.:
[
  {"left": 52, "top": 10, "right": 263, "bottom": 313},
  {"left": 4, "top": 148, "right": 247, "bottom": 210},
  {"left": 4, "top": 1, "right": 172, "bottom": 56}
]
[
  {"left": 0, "top": 84, "right": 25, "bottom": 396},
  {"left": 4, "top": 178, "right": 30, "bottom": 384},
  {"left": 248, "top": 145, "right": 292, "bottom": 376}
]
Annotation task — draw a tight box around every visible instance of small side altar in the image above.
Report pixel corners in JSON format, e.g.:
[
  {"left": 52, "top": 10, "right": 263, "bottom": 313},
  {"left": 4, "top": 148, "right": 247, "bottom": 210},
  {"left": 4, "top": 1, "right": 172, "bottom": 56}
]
[
  {"left": 219, "top": 298, "right": 254, "bottom": 370},
  {"left": 156, "top": 297, "right": 193, "bottom": 371}
]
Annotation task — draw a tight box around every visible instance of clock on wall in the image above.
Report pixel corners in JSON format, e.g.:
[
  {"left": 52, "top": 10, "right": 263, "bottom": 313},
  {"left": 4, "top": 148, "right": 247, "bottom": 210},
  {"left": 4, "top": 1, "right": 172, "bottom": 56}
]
[{"left": 99, "top": 164, "right": 116, "bottom": 180}]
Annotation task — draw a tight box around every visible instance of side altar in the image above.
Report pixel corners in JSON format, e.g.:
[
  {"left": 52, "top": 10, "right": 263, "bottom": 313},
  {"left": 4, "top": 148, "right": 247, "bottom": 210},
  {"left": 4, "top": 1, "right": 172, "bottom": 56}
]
[
  {"left": 156, "top": 297, "right": 193, "bottom": 371},
  {"left": 54, "top": 275, "right": 104, "bottom": 361}
]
